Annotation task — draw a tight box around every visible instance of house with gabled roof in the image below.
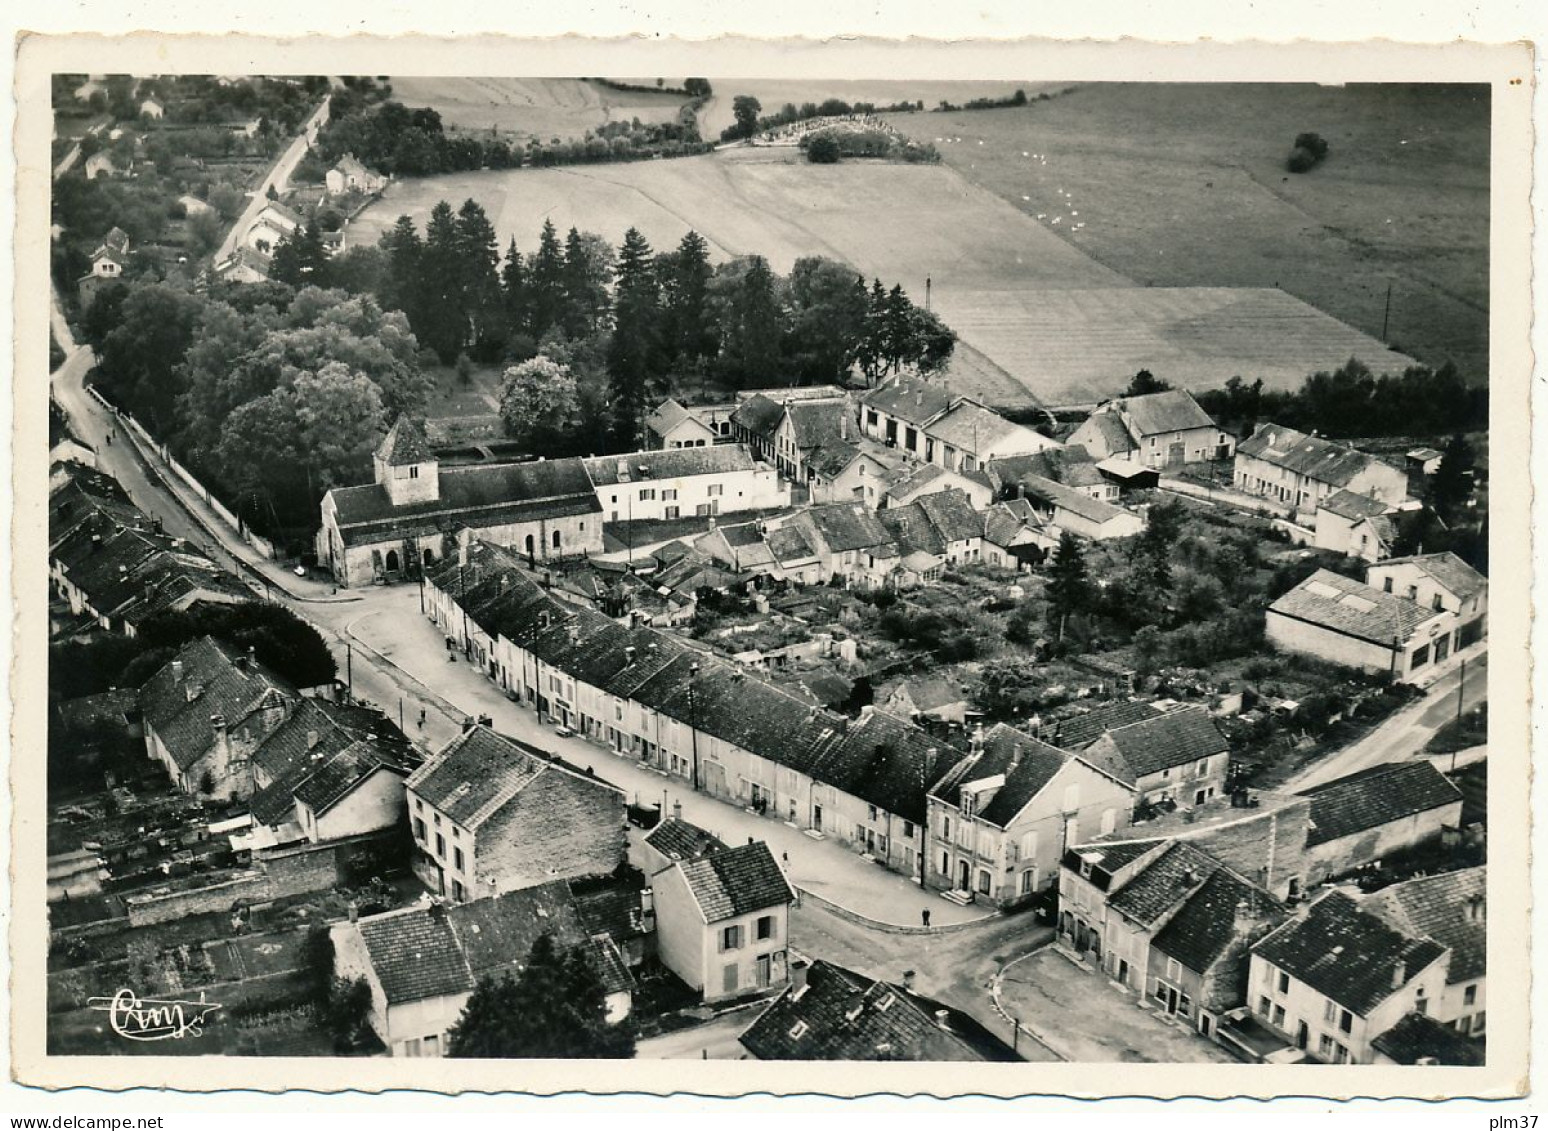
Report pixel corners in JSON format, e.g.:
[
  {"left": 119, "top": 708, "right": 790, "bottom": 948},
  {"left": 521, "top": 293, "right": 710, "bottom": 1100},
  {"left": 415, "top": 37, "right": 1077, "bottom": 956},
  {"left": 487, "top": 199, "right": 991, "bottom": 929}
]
[
  {"left": 791, "top": 501, "right": 900, "bottom": 587},
  {"left": 1363, "top": 865, "right": 1486, "bottom": 1038},
  {"left": 645, "top": 397, "right": 721, "bottom": 450},
  {"left": 246, "top": 199, "right": 304, "bottom": 256},
  {"left": 1056, "top": 838, "right": 1285, "bottom": 1041},
  {"left": 739, "top": 959, "right": 1020, "bottom": 1061},
  {"left": 807, "top": 438, "right": 910, "bottom": 507},
  {"left": 650, "top": 840, "right": 795, "bottom": 1001},
  {"left": 404, "top": 724, "right": 626, "bottom": 902},
  {"left": 986, "top": 447, "right": 1118, "bottom": 505},
  {"left": 640, "top": 812, "right": 729, "bottom": 876},
  {"left": 928, "top": 723, "right": 1137, "bottom": 907},
  {"left": 331, "top": 882, "right": 633, "bottom": 1057},
  {"left": 1248, "top": 890, "right": 1451, "bottom": 1064},
  {"left": 1367, "top": 552, "right": 1487, "bottom": 655},
  {"left": 1235, "top": 423, "right": 1409, "bottom": 518},
  {"left": 1266, "top": 568, "right": 1459, "bottom": 684},
  {"left": 138, "top": 637, "right": 297, "bottom": 800},
  {"left": 859, "top": 375, "right": 1058, "bottom": 474},
  {"left": 585, "top": 443, "right": 787, "bottom": 524},
  {"left": 881, "top": 675, "right": 971, "bottom": 726},
  {"left": 1079, "top": 704, "right": 1231, "bottom": 810},
  {"left": 1070, "top": 390, "right": 1234, "bottom": 470},
  {"left": 1297, "top": 761, "right": 1463, "bottom": 883},
  {"left": 325, "top": 153, "right": 387, "bottom": 196},
  {"left": 1313, "top": 489, "right": 1402, "bottom": 561}
]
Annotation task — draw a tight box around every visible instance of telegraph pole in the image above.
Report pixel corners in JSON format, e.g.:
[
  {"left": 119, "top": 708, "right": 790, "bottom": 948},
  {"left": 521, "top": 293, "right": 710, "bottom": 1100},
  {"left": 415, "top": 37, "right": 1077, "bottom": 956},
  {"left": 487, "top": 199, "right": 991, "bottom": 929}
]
[
  {"left": 1451, "top": 656, "right": 1467, "bottom": 773},
  {"left": 1381, "top": 280, "right": 1393, "bottom": 342}
]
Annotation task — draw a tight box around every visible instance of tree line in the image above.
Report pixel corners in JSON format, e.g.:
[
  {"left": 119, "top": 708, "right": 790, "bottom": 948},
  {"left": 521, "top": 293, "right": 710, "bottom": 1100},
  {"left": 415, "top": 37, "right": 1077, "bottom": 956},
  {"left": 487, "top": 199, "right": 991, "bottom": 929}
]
[
  {"left": 317, "top": 94, "right": 709, "bottom": 179},
  {"left": 722, "top": 94, "right": 926, "bottom": 142},
  {"left": 372, "top": 202, "right": 957, "bottom": 449}
]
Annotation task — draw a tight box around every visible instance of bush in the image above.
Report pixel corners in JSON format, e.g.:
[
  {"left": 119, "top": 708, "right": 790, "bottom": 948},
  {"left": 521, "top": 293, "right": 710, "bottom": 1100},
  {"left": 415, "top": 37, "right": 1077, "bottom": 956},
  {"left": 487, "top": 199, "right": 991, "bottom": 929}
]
[
  {"left": 1287, "top": 132, "right": 1328, "bottom": 173},
  {"left": 1287, "top": 146, "right": 1318, "bottom": 173},
  {"left": 806, "top": 134, "right": 840, "bottom": 164}
]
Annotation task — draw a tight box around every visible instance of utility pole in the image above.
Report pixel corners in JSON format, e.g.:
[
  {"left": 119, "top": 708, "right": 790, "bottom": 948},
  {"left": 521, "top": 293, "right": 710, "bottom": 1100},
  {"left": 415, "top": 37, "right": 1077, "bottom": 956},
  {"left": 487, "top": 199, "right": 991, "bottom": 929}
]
[
  {"left": 1381, "top": 280, "right": 1393, "bottom": 342},
  {"left": 345, "top": 642, "right": 353, "bottom": 698},
  {"left": 1452, "top": 656, "right": 1467, "bottom": 773},
  {"left": 688, "top": 661, "right": 701, "bottom": 791}
]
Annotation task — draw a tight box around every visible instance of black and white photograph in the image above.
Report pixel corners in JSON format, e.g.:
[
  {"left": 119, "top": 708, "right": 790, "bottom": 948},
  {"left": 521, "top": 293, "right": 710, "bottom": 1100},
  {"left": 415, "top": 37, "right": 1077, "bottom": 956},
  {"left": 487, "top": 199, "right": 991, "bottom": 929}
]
[{"left": 9, "top": 29, "right": 1533, "bottom": 1104}]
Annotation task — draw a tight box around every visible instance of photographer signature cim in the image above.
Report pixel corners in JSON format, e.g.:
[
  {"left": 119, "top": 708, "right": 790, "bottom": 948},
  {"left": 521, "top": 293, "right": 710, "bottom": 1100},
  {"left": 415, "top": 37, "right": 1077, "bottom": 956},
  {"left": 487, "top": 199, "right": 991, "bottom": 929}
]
[{"left": 87, "top": 989, "right": 222, "bottom": 1041}]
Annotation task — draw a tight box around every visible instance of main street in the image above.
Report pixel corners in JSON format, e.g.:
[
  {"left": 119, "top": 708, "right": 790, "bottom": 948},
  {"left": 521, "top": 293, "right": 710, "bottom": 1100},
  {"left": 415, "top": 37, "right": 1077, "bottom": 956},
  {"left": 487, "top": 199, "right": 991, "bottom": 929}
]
[{"left": 213, "top": 96, "right": 332, "bottom": 262}]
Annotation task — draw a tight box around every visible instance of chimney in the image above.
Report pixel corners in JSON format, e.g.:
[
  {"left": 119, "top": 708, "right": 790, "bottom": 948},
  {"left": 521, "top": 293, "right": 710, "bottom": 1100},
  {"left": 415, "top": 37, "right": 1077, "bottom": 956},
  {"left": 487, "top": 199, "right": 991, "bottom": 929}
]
[
  {"left": 624, "top": 646, "right": 636, "bottom": 666},
  {"left": 91, "top": 533, "right": 102, "bottom": 551},
  {"left": 1391, "top": 960, "right": 1407, "bottom": 990},
  {"left": 306, "top": 729, "right": 320, "bottom": 750},
  {"left": 859, "top": 705, "right": 874, "bottom": 723},
  {"left": 171, "top": 660, "right": 184, "bottom": 683},
  {"left": 347, "top": 900, "right": 358, "bottom": 923},
  {"left": 1234, "top": 898, "right": 1253, "bottom": 930},
  {"left": 790, "top": 955, "right": 810, "bottom": 995},
  {"left": 457, "top": 538, "right": 468, "bottom": 567},
  {"left": 902, "top": 969, "right": 916, "bottom": 992},
  {"left": 970, "top": 723, "right": 986, "bottom": 754},
  {"left": 672, "top": 799, "right": 683, "bottom": 822},
  {"left": 1467, "top": 894, "right": 1485, "bottom": 922},
  {"left": 934, "top": 1008, "right": 951, "bottom": 1031},
  {"left": 210, "top": 713, "right": 227, "bottom": 733}
]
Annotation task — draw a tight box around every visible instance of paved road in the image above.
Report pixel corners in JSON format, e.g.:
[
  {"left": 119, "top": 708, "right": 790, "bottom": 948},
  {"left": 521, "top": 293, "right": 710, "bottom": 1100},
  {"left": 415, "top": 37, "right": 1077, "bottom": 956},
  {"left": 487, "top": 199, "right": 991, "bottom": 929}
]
[
  {"left": 215, "top": 97, "right": 331, "bottom": 263},
  {"left": 1286, "top": 651, "right": 1488, "bottom": 790},
  {"left": 635, "top": 1010, "right": 753, "bottom": 1061}
]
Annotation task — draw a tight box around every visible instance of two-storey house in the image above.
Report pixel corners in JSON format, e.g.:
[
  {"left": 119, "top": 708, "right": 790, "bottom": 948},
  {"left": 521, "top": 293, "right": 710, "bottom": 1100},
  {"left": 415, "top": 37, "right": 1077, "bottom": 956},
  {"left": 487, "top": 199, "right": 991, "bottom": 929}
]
[
  {"left": 1366, "top": 552, "right": 1487, "bottom": 657},
  {"left": 1069, "top": 389, "right": 1235, "bottom": 470},
  {"left": 1079, "top": 705, "right": 1231, "bottom": 810},
  {"left": 1234, "top": 423, "right": 1410, "bottom": 518}
]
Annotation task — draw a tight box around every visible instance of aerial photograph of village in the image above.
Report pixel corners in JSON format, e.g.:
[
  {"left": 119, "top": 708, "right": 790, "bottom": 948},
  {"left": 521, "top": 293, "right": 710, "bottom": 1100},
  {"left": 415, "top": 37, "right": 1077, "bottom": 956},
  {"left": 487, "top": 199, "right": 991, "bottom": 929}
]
[{"left": 45, "top": 73, "right": 1489, "bottom": 1066}]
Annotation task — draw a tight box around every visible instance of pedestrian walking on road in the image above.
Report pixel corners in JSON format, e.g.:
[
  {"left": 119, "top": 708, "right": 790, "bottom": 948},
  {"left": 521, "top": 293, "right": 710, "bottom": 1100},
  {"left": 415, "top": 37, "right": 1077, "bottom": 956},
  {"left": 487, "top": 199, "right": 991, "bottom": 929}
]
[
  {"left": 921, "top": 908, "right": 932, "bottom": 929},
  {"left": 418, "top": 707, "right": 427, "bottom": 729}
]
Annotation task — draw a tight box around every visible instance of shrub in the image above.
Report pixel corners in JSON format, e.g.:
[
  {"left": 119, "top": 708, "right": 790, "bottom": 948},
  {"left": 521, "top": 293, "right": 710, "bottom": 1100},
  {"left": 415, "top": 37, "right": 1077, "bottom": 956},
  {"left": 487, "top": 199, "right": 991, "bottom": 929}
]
[{"left": 806, "top": 134, "right": 840, "bottom": 164}]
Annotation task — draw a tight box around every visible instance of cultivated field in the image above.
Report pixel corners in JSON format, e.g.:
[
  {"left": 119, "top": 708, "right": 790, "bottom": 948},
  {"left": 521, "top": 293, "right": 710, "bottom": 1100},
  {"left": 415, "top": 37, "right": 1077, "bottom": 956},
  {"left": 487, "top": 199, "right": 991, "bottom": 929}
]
[
  {"left": 387, "top": 77, "right": 690, "bottom": 141},
  {"left": 931, "top": 287, "right": 1419, "bottom": 406},
  {"left": 888, "top": 82, "right": 1491, "bottom": 382},
  {"left": 695, "top": 79, "right": 1060, "bottom": 139}
]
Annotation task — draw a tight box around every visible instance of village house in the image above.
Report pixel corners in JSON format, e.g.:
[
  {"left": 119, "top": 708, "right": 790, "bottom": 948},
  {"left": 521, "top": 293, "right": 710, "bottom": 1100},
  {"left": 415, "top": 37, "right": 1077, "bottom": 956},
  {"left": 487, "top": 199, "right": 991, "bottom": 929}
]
[
  {"left": 1366, "top": 552, "right": 1488, "bottom": 656},
  {"left": 584, "top": 443, "right": 788, "bottom": 524},
  {"left": 331, "top": 882, "right": 633, "bottom": 1057},
  {"left": 75, "top": 225, "right": 130, "bottom": 305},
  {"left": 1079, "top": 704, "right": 1232, "bottom": 810},
  {"left": 318, "top": 417, "right": 603, "bottom": 587},
  {"left": 139, "top": 95, "right": 165, "bottom": 119},
  {"left": 246, "top": 696, "right": 420, "bottom": 847},
  {"left": 928, "top": 724, "right": 1137, "bottom": 906},
  {"left": 138, "top": 637, "right": 298, "bottom": 800},
  {"left": 83, "top": 151, "right": 118, "bottom": 180},
  {"left": 986, "top": 448, "right": 1119, "bottom": 505},
  {"left": 645, "top": 398, "right": 723, "bottom": 449},
  {"left": 859, "top": 376, "right": 1058, "bottom": 474},
  {"left": 805, "top": 440, "right": 909, "bottom": 507},
  {"left": 1313, "top": 490, "right": 1404, "bottom": 561},
  {"left": 1247, "top": 890, "right": 1451, "bottom": 1064},
  {"left": 421, "top": 543, "right": 961, "bottom": 884},
  {"left": 979, "top": 498, "right": 1055, "bottom": 571},
  {"left": 404, "top": 724, "right": 626, "bottom": 902},
  {"left": 1296, "top": 761, "right": 1464, "bottom": 884},
  {"left": 1008, "top": 472, "right": 1147, "bottom": 541},
  {"left": 730, "top": 390, "right": 860, "bottom": 486},
  {"left": 882, "top": 460, "right": 997, "bottom": 510},
  {"left": 1370, "top": 1012, "right": 1486, "bottom": 1066},
  {"left": 1265, "top": 568, "right": 1461, "bottom": 684},
  {"left": 649, "top": 839, "right": 795, "bottom": 1002},
  {"left": 325, "top": 152, "right": 387, "bottom": 196},
  {"left": 739, "top": 959, "right": 1020, "bottom": 1062},
  {"left": 245, "top": 199, "right": 304, "bottom": 256},
  {"left": 881, "top": 676, "right": 971, "bottom": 726},
  {"left": 788, "top": 501, "right": 900, "bottom": 588},
  {"left": 639, "top": 811, "right": 728, "bottom": 876},
  {"left": 1056, "top": 839, "right": 1285, "bottom": 1041},
  {"left": 1234, "top": 423, "right": 1410, "bottom": 518},
  {"left": 1069, "top": 389, "right": 1235, "bottom": 470},
  {"left": 1363, "top": 866, "right": 1486, "bottom": 1038},
  {"left": 877, "top": 489, "right": 987, "bottom": 574}
]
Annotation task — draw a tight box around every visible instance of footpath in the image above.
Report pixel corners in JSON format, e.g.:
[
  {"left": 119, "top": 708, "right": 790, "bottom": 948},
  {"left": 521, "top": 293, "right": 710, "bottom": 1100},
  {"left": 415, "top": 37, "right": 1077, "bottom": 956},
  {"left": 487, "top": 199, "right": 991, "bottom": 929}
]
[{"left": 345, "top": 590, "right": 997, "bottom": 931}]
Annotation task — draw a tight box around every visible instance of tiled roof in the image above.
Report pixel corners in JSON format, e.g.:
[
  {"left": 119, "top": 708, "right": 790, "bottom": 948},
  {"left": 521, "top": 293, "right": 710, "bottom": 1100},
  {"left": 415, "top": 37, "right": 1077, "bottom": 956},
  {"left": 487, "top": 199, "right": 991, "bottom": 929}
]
[
  {"left": 1373, "top": 552, "right": 1488, "bottom": 601},
  {"left": 375, "top": 416, "right": 434, "bottom": 466},
  {"left": 800, "top": 502, "right": 893, "bottom": 553},
  {"left": 1090, "top": 705, "right": 1228, "bottom": 782},
  {"left": 1016, "top": 472, "right": 1133, "bottom": 526},
  {"left": 1298, "top": 761, "right": 1463, "bottom": 847},
  {"left": 1371, "top": 1012, "right": 1485, "bottom": 1066},
  {"left": 1108, "top": 840, "right": 1222, "bottom": 927},
  {"left": 809, "top": 709, "right": 958, "bottom": 825},
  {"left": 915, "top": 489, "right": 984, "bottom": 544},
  {"left": 981, "top": 501, "right": 1041, "bottom": 548},
  {"left": 1362, "top": 866, "right": 1485, "bottom": 985},
  {"left": 356, "top": 905, "right": 472, "bottom": 1005},
  {"left": 1115, "top": 390, "right": 1217, "bottom": 437},
  {"left": 572, "top": 881, "right": 651, "bottom": 941},
  {"left": 676, "top": 841, "right": 794, "bottom": 923},
  {"left": 739, "top": 959, "right": 1019, "bottom": 1062},
  {"left": 644, "top": 818, "right": 728, "bottom": 864},
  {"left": 1252, "top": 891, "right": 1448, "bottom": 1017},
  {"left": 407, "top": 725, "right": 615, "bottom": 830},
  {"left": 860, "top": 377, "right": 957, "bottom": 427},
  {"left": 877, "top": 502, "right": 945, "bottom": 558},
  {"left": 731, "top": 394, "right": 787, "bottom": 440},
  {"left": 891, "top": 676, "right": 967, "bottom": 714},
  {"left": 927, "top": 401, "right": 1038, "bottom": 454},
  {"left": 1269, "top": 569, "right": 1435, "bottom": 646},
  {"left": 585, "top": 936, "right": 637, "bottom": 996},
  {"left": 138, "top": 637, "right": 295, "bottom": 771},
  {"left": 766, "top": 524, "right": 818, "bottom": 564},
  {"left": 1043, "top": 699, "right": 1163, "bottom": 750},
  {"left": 1081, "top": 413, "right": 1137, "bottom": 456},
  {"left": 1151, "top": 866, "right": 1285, "bottom": 976},
  {"left": 785, "top": 399, "right": 856, "bottom": 452},
  {"left": 929, "top": 725, "right": 1073, "bottom": 829},
  {"left": 1320, "top": 489, "right": 1394, "bottom": 521},
  {"left": 291, "top": 742, "right": 411, "bottom": 816},
  {"left": 326, "top": 458, "right": 600, "bottom": 546},
  {"left": 645, "top": 398, "right": 695, "bottom": 436},
  {"left": 584, "top": 444, "right": 758, "bottom": 486},
  {"left": 1238, "top": 423, "right": 1384, "bottom": 488},
  {"left": 446, "top": 881, "right": 587, "bottom": 977}
]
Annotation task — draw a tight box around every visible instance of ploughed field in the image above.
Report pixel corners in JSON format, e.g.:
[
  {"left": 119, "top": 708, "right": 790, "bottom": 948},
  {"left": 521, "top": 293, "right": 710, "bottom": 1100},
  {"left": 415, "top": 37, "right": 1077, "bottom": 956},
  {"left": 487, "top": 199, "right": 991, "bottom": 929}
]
[
  {"left": 889, "top": 82, "right": 1490, "bottom": 385},
  {"left": 356, "top": 82, "right": 1486, "bottom": 407},
  {"left": 389, "top": 77, "right": 690, "bottom": 140}
]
